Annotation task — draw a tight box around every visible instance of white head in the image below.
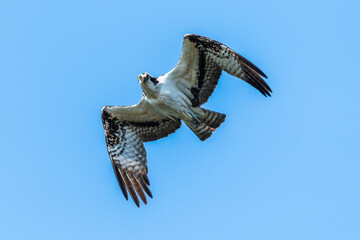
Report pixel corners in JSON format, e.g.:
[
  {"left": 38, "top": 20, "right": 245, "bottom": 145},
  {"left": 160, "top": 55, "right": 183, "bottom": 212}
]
[{"left": 138, "top": 72, "right": 159, "bottom": 98}]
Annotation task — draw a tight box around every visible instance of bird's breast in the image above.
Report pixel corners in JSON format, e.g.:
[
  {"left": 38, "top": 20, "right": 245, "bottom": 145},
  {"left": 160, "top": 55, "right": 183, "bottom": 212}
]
[{"left": 149, "top": 88, "right": 191, "bottom": 119}]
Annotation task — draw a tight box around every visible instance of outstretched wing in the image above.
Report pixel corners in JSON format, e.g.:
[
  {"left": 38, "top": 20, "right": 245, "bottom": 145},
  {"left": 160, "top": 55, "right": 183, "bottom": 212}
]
[
  {"left": 101, "top": 99, "right": 181, "bottom": 207},
  {"left": 167, "top": 34, "right": 271, "bottom": 107}
]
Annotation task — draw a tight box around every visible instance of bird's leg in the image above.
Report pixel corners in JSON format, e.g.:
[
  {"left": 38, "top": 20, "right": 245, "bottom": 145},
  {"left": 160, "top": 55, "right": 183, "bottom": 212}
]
[
  {"left": 191, "top": 117, "right": 200, "bottom": 127},
  {"left": 188, "top": 110, "right": 201, "bottom": 127}
]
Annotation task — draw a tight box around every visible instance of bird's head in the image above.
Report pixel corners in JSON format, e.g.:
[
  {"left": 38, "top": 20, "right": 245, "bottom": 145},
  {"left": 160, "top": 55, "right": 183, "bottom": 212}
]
[
  {"left": 138, "top": 72, "right": 159, "bottom": 98},
  {"left": 138, "top": 72, "right": 157, "bottom": 84}
]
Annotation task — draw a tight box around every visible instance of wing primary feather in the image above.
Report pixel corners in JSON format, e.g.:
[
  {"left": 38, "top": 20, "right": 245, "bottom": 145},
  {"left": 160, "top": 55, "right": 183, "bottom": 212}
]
[
  {"left": 111, "top": 161, "right": 128, "bottom": 200},
  {"left": 245, "top": 67, "right": 272, "bottom": 93},
  {"left": 140, "top": 178, "right": 153, "bottom": 198},
  {"left": 143, "top": 175, "right": 150, "bottom": 186},
  {"left": 234, "top": 52, "right": 268, "bottom": 79},
  {"left": 241, "top": 72, "right": 267, "bottom": 96},
  {"left": 123, "top": 172, "right": 140, "bottom": 207},
  {"left": 241, "top": 67, "right": 272, "bottom": 96},
  {"left": 245, "top": 75, "right": 269, "bottom": 97},
  {"left": 129, "top": 173, "right": 147, "bottom": 205}
]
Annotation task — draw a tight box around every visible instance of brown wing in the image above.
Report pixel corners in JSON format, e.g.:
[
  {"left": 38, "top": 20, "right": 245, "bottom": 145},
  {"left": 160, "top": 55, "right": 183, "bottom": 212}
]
[
  {"left": 167, "top": 34, "right": 271, "bottom": 107},
  {"left": 101, "top": 100, "right": 181, "bottom": 207}
]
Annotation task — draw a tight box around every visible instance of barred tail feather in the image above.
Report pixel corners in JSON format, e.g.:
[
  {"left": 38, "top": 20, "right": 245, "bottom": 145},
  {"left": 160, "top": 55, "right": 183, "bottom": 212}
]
[
  {"left": 201, "top": 108, "right": 226, "bottom": 128},
  {"left": 184, "top": 121, "right": 214, "bottom": 141},
  {"left": 185, "top": 108, "right": 226, "bottom": 141}
]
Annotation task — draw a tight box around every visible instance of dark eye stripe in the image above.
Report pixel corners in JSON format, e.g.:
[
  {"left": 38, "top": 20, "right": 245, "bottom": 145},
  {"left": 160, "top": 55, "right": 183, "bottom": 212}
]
[{"left": 150, "top": 77, "right": 159, "bottom": 85}]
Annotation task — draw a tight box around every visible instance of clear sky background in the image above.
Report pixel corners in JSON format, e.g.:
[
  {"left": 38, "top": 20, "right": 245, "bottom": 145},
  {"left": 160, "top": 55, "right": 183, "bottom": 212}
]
[{"left": 1, "top": 0, "right": 359, "bottom": 239}]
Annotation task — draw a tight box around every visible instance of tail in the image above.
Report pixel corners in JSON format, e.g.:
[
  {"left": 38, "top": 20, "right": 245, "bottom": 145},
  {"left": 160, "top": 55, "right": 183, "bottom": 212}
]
[{"left": 184, "top": 108, "right": 226, "bottom": 141}]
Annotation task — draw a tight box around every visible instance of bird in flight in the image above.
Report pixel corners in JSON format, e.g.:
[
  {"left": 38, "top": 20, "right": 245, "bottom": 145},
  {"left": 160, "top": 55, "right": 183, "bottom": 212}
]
[{"left": 102, "top": 34, "right": 271, "bottom": 207}]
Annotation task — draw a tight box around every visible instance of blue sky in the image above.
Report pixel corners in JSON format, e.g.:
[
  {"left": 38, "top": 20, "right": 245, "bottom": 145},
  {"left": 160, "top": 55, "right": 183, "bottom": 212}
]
[{"left": 1, "top": 0, "right": 359, "bottom": 239}]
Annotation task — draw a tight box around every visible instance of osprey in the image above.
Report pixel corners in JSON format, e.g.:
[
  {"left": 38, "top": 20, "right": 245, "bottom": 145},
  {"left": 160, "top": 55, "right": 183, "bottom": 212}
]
[{"left": 102, "top": 34, "right": 271, "bottom": 207}]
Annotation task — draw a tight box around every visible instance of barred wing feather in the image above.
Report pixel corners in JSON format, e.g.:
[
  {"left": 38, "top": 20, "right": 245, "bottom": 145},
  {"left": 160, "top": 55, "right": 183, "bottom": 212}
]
[
  {"left": 167, "top": 34, "right": 271, "bottom": 107},
  {"left": 101, "top": 99, "right": 181, "bottom": 207}
]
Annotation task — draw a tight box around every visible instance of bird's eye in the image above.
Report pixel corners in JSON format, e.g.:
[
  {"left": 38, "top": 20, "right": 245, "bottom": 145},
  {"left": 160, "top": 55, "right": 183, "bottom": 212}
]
[{"left": 138, "top": 76, "right": 142, "bottom": 80}]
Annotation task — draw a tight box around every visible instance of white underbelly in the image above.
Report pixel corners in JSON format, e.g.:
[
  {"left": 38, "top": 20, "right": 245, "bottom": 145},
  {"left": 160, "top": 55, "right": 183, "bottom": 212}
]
[{"left": 149, "top": 92, "right": 193, "bottom": 120}]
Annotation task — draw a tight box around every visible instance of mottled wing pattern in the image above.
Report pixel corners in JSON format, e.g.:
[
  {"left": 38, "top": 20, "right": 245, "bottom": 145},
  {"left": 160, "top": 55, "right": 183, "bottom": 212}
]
[
  {"left": 169, "top": 34, "right": 272, "bottom": 107},
  {"left": 191, "top": 52, "right": 222, "bottom": 107},
  {"left": 101, "top": 106, "right": 181, "bottom": 207}
]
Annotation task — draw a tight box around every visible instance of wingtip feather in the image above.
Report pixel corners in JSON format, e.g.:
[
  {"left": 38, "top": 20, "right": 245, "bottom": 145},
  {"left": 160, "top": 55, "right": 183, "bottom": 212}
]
[
  {"left": 112, "top": 162, "right": 129, "bottom": 200},
  {"left": 143, "top": 175, "right": 150, "bottom": 186},
  {"left": 129, "top": 174, "right": 148, "bottom": 205},
  {"left": 123, "top": 172, "right": 140, "bottom": 207}
]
